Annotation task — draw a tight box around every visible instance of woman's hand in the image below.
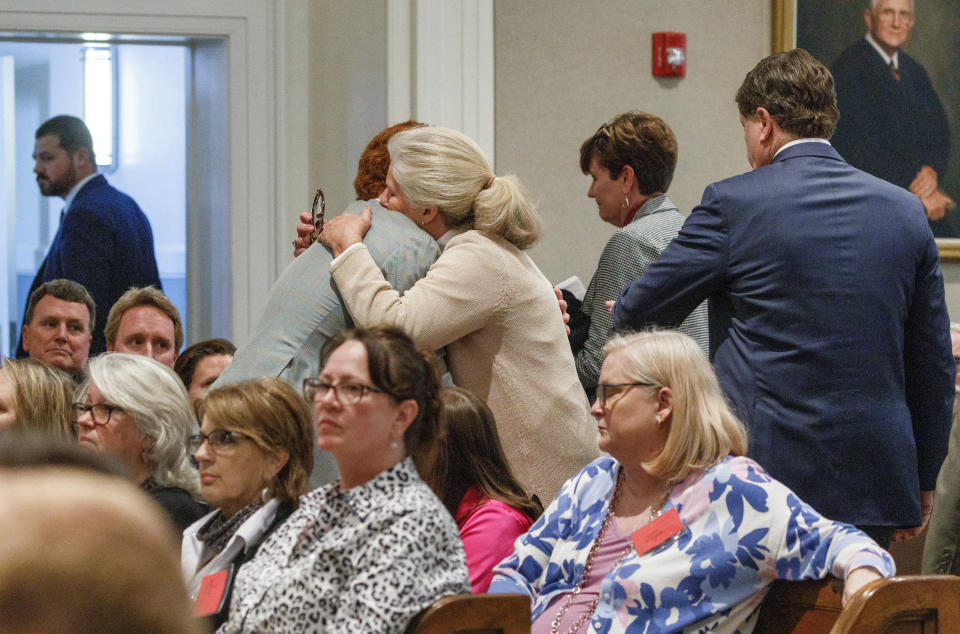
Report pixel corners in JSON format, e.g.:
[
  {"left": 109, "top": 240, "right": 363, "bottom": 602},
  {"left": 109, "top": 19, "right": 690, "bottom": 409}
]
[
  {"left": 293, "top": 211, "right": 316, "bottom": 257},
  {"left": 842, "top": 566, "right": 882, "bottom": 606},
  {"left": 320, "top": 207, "right": 373, "bottom": 257},
  {"left": 554, "top": 287, "right": 571, "bottom": 336}
]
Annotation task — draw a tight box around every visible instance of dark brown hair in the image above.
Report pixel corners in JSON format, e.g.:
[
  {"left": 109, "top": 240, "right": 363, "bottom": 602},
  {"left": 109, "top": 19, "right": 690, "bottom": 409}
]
[
  {"left": 197, "top": 378, "right": 314, "bottom": 506},
  {"left": 735, "top": 48, "right": 839, "bottom": 139},
  {"left": 579, "top": 111, "right": 678, "bottom": 195},
  {"left": 417, "top": 387, "right": 542, "bottom": 522},
  {"left": 173, "top": 338, "right": 236, "bottom": 390},
  {"left": 318, "top": 327, "right": 441, "bottom": 458},
  {"left": 353, "top": 120, "right": 426, "bottom": 200}
]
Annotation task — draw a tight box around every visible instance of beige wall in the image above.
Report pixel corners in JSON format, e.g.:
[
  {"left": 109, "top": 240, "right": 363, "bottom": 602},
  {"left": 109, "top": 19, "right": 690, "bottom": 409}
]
[
  {"left": 307, "top": 0, "right": 389, "bottom": 217},
  {"left": 494, "top": 0, "right": 770, "bottom": 284}
]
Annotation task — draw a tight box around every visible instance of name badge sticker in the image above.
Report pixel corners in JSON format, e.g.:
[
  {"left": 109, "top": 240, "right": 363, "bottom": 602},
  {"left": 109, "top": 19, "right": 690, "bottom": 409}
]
[
  {"left": 631, "top": 507, "right": 684, "bottom": 556},
  {"left": 193, "top": 567, "right": 233, "bottom": 617}
]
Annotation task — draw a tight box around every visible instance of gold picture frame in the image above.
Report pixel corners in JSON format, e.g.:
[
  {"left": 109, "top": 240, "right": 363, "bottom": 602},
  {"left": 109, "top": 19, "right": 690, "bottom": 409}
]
[{"left": 772, "top": 0, "right": 960, "bottom": 262}]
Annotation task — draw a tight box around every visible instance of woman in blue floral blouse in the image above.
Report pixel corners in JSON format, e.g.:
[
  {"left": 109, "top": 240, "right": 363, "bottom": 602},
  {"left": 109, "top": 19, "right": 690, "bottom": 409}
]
[{"left": 490, "top": 330, "right": 893, "bottom": 633}]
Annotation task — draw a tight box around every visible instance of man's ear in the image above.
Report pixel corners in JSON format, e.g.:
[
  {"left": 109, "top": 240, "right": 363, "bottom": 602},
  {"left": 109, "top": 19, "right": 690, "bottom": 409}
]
[
  {"left": 72, "top": 146, "right": 94, "bottom": 169},
  {"left": 756, "top": 107, "right": 775, "bottom": 142},
  {"left": 864, "top": 8, "right": 874, "bottom": 33},
  {"left": 20, "top": 325, "right": 30, "bottom": 353}
]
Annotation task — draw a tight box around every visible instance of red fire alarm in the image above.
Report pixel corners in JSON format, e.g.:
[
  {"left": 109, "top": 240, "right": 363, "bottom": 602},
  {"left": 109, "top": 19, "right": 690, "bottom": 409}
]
[{"left": 652, "top": 32, "right": 686, "bottom": 77}]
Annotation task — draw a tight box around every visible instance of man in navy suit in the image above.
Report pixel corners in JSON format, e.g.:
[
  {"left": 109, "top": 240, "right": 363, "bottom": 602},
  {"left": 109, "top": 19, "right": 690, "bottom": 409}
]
[
  {"left": 16, "top": 115, "right": 162, "bottom": 356},
  {"left": 831, "top": 0, "right": 953, "bottom": 231},
  {"left": 613, "top": 48, "right": 953, "bottom": 546}
]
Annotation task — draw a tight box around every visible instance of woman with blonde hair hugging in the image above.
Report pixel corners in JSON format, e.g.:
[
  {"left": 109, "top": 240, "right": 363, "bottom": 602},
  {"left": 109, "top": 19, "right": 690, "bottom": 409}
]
[
  {"left": 321, "top": 125, "right": 598, "bottom": 502},
  {"left": 491, "top": 330, "right": 893, "bottom": 633},
  {"left": 0, "top": 357, "right": 76, "bottom": 437}
]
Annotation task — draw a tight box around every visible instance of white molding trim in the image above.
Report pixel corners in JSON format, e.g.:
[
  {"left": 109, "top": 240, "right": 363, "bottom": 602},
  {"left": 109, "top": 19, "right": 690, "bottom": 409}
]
[
  {"left": 0, "top": 0, "right": 287, "bottom": 343},
  {"left": 390, "top": 0, "right": 494, "bottom": 166}
]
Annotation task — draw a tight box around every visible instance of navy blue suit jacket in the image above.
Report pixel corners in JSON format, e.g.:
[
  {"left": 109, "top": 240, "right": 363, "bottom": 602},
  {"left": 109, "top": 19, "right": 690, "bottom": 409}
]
[
  {"left": 614, "top": 142, "right": 954, "bottom": 527},
  {"left": 18, "top": 174, "right": 162, "bottom": 355}
]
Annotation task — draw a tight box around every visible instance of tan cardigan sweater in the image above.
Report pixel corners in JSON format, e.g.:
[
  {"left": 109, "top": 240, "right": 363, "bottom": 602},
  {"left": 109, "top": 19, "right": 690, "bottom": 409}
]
[{"left": 330, "top": 230, "right": 600, "bottom": 502}]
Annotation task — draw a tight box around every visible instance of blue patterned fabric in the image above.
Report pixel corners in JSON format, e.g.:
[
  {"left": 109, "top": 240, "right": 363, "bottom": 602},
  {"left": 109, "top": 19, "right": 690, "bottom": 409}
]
[{"left": 490, "top": 455, "right": 894, "bottom": 633}]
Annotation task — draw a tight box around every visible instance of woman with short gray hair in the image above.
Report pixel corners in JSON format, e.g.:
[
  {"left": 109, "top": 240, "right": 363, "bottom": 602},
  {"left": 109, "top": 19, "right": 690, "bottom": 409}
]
[{"left": 77, "top": 353, "right": 206, "bottom": 530}]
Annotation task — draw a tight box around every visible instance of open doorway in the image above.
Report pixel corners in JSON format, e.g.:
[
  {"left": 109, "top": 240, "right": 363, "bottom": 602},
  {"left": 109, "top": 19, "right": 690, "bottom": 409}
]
[
  {"left": 0, "top": 30, "right": 232, "bottom": 355},
  {"left": 0, "top": 37, "right": 189, "bottom": 354}
]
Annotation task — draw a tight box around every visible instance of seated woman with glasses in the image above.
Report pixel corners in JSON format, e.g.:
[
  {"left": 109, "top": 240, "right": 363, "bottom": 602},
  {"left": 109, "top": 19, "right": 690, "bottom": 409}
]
[
  {"left": 219, "top": 327, "right": 469, "bottom": 633},
  {"left": 490, "top": 330, "right": 894, "bottom": 633},
  {"left": 76, "top": 353, "right": 207, "bottom": 531},
  {"left": 181, "top": 377, "right": 314, "bottom": 627},
  {"left": 0, "top": 357, "right": 76, "bottom": 437},
  {"left": 416, "top": 386, "right": 542, "bottom": 593}
]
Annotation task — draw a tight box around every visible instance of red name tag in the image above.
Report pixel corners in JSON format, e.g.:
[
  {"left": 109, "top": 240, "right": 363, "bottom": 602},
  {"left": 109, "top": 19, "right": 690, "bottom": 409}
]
[
  {"left": 631, "top": 507, "right": 684, "bottom": 556},
  {"left": 193, "top": 568, "right": 231, "bottom": 617}
]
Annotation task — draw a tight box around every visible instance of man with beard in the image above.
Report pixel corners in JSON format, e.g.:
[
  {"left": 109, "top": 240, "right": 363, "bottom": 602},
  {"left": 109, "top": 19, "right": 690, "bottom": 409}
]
[{"left": 17, "top": 115, "right": 161, "bottom": 356}]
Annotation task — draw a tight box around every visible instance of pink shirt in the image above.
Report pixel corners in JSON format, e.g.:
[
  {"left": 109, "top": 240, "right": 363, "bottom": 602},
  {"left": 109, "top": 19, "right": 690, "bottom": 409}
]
[{"left": 456, "top": 486, "right": 534, "bottom": 593}]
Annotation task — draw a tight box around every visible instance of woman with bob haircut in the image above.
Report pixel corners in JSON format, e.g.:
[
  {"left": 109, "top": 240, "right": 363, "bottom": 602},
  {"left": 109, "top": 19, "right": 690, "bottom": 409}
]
[
  {"left": 182, "top": 377, "right": 313, "bottom": 627},
  {"left": 417, "top": 386, "right": 542, "bottom": 593},
  {"left": 0, "top": 357, "right": 76, "bottom": 437},
  {"left": 321, "top": 125, "right": 598, "bottom": 503},
  {"left": 491, "top": 330, "right": 894, "bottom": 633},
  {"left": 76, "top": 353, "right": 207, "bottom": 531},
  {"left": 220, "top": 327, "right": 469, "bottom": 632}
]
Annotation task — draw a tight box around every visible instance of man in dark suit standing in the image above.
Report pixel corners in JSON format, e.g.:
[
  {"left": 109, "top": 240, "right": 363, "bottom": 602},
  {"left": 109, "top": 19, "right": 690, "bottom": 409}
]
[
  {"left": 17, "top": 115, "right": 162, "bottom": 356},
  {"left": 831, "top": 0, "right": 953, "bottom": 229},
  {"left": 613, "top": 48, "right": 953, "bottom": 547}
]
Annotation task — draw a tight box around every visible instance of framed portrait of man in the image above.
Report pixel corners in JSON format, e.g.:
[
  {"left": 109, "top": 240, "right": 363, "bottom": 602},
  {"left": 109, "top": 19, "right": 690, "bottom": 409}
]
[{"left": 773, "top": 0, "right": 960, "bottom": 258}]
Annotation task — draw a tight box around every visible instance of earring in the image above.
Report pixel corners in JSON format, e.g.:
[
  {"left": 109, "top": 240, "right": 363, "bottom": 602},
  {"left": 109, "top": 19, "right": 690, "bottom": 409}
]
[
  {"left": 655, "top": 415, "right": 662, "bottom": 425},
  {"left": 622, "top": 196, "right": 630, "bottom": 210}
]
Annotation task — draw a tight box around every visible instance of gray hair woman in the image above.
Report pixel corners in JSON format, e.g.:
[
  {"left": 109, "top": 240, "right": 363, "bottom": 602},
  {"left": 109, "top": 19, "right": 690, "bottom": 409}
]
[
  {"left": 77, "top": 353, "right": 207, "bottom": 531},
  {"left": 320, "top": 126, "right": 598, "bottom": 503}
]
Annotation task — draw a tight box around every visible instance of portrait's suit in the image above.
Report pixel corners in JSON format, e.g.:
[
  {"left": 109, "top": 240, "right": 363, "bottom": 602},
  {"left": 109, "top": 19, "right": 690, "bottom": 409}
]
[
  {"left": 213, "top": 200, "right": 440, "bottom": 485},
  {"left": 831, "top": 38, "right": 950, "bottom": 194},
  {"left": 17, "top": 174, "right": 162, "bottom": 355},
  {"left": 614, "top": 141, "right": 954, "bottom": 527}
]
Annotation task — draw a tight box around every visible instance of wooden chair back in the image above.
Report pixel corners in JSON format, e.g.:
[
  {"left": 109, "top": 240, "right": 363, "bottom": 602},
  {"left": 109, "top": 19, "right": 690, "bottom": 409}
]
[
  {"left": 755, "top": 577, "right": 844, "bottom": 633},
  {"left": 831, "top": 575, "right": 960, "bottom": 633},
  {"left": 405, "top": 593, "right": 530, "bottom": 634}
]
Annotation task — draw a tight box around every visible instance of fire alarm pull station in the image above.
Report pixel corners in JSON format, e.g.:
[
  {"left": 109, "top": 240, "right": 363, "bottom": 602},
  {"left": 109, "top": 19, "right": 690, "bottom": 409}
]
[{"left": 652, "top": 32, "right": 686, "bottom": 77}]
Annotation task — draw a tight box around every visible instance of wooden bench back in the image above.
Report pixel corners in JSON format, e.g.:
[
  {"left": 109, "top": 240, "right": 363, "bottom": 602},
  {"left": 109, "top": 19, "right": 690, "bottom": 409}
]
[{"left": 405, "top": 593, "right": 530, "bottom": 634}]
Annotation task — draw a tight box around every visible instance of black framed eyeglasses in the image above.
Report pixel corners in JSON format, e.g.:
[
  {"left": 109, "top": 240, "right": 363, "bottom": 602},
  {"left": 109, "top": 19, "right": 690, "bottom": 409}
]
[
  {"left": 188, "top": 429, "right": 250, "bottom": 455},
  {"left": 303, "top": 378, "right": 385, "bottom": 405},
  {"left": 596, "top": 382, "right": 657, "bottom": 406},
  {"left": 72, "top": 402, "right": 124, "bottom": 426},
  {"left": 310, "top": 187, "right": 325, "bottom": 241}
]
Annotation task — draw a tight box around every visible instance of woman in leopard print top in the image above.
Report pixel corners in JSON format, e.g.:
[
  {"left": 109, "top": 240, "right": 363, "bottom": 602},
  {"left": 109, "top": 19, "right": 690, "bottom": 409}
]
[{"left": 219, "top": 328, "right": 469, "bottom": 632}]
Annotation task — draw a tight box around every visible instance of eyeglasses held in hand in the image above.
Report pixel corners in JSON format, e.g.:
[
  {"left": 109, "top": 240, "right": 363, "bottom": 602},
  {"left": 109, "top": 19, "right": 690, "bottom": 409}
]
[
  {"left": 303, "top": 378, "right": 385, "bottom": 405},
  {"left": 310, "top": 187, "right": 325, "bottom": 242}
]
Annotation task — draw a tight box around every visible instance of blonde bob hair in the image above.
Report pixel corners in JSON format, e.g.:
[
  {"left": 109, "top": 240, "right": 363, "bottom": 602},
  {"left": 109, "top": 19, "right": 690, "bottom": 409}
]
[
  {"left": 80, "top": 353, "right": 199, "bottom": 495},
  {"left": 197, "top": 378, "right": 314, "bottom": 507},
  {"left": 1, "top": 358, "right": 76, "bottom": 438},
  {"left": 602, "top": 330, "right": 747, "bottom": 483},
  {"left": 387, "top": 126, "right": 542, "bottom": 250}
]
